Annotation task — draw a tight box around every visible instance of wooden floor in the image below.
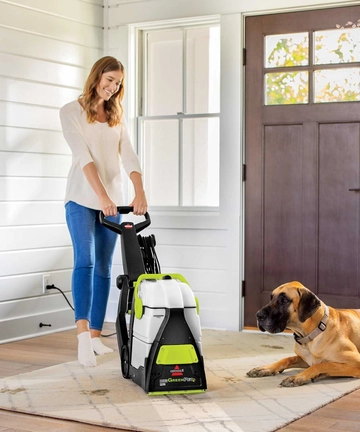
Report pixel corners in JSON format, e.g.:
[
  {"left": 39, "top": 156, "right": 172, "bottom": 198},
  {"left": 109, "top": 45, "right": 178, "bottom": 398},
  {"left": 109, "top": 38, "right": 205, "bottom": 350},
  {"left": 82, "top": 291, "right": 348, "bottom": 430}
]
[{"left": 0, "top": 325, "right": 360, "bottom": 432}]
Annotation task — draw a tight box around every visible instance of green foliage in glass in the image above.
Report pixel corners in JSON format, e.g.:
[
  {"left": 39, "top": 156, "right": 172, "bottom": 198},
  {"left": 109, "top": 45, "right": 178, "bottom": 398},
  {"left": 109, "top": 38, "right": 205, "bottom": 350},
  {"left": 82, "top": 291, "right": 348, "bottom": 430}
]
[
  {"left": 266, "top": 31, "right": 359, "bottom": 105},
  {"left": 266, "top": 72, "right": 308, "bottom": 105},
  {"left": 267, "top": 35, "right": 308, "bottom": 68}
]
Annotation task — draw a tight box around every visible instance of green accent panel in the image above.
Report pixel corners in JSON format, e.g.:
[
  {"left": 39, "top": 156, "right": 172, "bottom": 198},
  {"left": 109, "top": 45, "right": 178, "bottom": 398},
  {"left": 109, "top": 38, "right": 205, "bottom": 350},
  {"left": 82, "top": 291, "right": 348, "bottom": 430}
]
[
  {"left": 149, "top": 390, "right": 206, "bottom": 396},
  {"left": 195, "top": 297, "right": 200, "bottom": 315},
  {"left": 135, "top": 297, "right": 143, "bottom": 319},
  {"left": 133, "top": 273, "right": 191, "bottom": 321},
  {"left": 156, "top": 344, "right": 198, "bottom": 365}
]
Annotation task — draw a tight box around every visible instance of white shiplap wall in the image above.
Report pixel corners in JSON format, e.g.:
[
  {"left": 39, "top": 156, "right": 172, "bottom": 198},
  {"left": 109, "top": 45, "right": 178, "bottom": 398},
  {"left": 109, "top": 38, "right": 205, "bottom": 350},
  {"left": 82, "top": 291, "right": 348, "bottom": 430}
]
[{"left": 0, "top": 0, "right": 104, "bottom": 343}]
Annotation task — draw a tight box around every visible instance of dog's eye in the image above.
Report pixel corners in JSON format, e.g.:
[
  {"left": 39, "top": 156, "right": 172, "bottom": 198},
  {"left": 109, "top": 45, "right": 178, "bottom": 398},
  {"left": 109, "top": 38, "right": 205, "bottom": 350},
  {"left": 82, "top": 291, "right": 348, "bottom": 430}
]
[{"left": 278, "top": 296, "right": 289, "bottom": 305}]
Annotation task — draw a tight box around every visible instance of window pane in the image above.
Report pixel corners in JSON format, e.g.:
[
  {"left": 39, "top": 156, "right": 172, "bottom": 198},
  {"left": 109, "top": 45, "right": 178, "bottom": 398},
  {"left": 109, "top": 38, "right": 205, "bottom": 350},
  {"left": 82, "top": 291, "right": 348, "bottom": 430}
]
[
  {"left": 315, "top": 28, "right": 360, "bottom": 65},
  {"left": 314, "top": 68, "right": 360, "bottom": 103},
  {"left": 265, "top": 33, "right": 309, "bottom": 68},
  {"left": 265, "top": 71, "right": 308, "bottom": 105},
  {"left": 143, "top": 120, "right": 179, "bottom": 205},
  {"left": 186, "top": 26, "right": 220, "bottom": 114},
  {"left": 146, "top": 30, "right": 183, "bottom": 115},
  {"left": 182, "top": 118, "right": 219, "bottom": 206}
]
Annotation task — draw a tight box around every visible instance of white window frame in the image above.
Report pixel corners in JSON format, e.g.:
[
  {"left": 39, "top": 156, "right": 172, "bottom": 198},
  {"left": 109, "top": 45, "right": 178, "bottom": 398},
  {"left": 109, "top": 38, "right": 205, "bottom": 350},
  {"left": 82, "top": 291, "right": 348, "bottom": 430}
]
[{"left": 128, "top": 15, "right": 221, "bottom": 213}]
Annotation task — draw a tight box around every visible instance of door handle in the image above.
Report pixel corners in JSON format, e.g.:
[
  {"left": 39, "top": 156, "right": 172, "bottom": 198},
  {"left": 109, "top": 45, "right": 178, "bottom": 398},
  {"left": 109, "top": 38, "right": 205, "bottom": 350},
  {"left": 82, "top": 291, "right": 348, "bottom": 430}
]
[{"left": 349, "top": 188, "right": 360, "bottom": 192}]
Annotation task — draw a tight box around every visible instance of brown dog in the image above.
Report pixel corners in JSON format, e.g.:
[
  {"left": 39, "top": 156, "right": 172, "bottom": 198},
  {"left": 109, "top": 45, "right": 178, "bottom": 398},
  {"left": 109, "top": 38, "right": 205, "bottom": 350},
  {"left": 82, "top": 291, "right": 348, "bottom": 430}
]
[{"left": 246, "top": 281, "right": 360, "bottom": 386}]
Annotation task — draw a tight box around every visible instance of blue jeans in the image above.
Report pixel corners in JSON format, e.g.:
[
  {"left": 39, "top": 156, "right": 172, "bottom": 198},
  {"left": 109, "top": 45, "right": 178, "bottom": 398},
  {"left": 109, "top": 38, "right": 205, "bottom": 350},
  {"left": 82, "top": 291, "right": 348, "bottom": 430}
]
[{"left": 65, "top": 201, "right": 121, "bottom": 331}]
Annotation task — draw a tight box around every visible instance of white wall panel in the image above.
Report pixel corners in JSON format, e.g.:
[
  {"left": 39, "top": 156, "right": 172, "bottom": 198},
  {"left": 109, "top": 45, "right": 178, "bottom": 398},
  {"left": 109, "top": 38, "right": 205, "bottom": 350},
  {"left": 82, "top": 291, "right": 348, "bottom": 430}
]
[
  {"left": 0, "top": 225, "right": 70, "bottom": 251},
  {"left": 9, "top": 0, "right": 103, "bottom": 26},
  {"left": 149, "top": 227, "right": 228, "bottom": 247},
  {"left": 155, "top": 245, "right": 226, "bottom": 271},
  {"left": 0, "top": 178, "right": 67, "bottom": 201},
  {"left": 0, "top": 247, "right": 72, "bottom": 276},
  {"left": 0, "top": 2, "right": 103, "bottom": 48},
  {"left": 160, "top": 267, "right": 227, "bottom": 294},
  {"left": 0, "top": 77, "right": 80, "bottom": 108},
  {"left": 82, "top": 0, "right": 103, "bottom": 5},
  {"left": 0, "top": 127, "right": 70, "bottom": 154},
  {"left": 0, "top": 0, "right": 104, "bottom": 342},
  {"left": 0, "top": 306, "right": 75, "bottom": 344},
  {"left": 0, "top": 270, "right": 72, "bottom": 301},
  {"left": 0, "top": 153, "right": 71, "bottom": 177},
  {"left": 0, "top": 27, "right": 101, "bottom": 67},
  {"left": 0, "top": 202, "right": 66, "bottom": 226},
  {"left": 0, "top": 293, "right": 75, "bottom": 344},
  {"left": 0, "top": 102, "right": 60, "bottom": 130},
  {"left": 0, "top": 53, "right": 87, "bottom": 89},
  {"left": 108, "top": 0, "right": 354, "bottom": 26}
]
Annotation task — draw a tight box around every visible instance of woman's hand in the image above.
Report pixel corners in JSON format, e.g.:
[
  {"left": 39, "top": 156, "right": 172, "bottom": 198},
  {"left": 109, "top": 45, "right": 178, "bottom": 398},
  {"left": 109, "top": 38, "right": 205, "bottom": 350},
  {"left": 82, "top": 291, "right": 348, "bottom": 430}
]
[
  {"left": 129, "top": 191, "right": 147, "bottom": 215},
  {"left": 99, "top": 195, "right": 118, "bottom": 217},
  {"left": 129, "top": 171, "right": 148, "bottom": 215}
]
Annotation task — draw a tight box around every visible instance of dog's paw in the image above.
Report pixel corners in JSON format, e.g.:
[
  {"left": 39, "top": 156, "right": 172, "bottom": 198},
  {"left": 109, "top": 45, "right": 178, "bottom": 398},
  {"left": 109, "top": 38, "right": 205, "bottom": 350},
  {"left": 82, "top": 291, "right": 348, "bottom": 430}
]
[
  {"left": 279, "top": 376, "right": 304, "bottom": 387},
  {"left": 246, "top": 367, "right": 276, "bottom": 378}
]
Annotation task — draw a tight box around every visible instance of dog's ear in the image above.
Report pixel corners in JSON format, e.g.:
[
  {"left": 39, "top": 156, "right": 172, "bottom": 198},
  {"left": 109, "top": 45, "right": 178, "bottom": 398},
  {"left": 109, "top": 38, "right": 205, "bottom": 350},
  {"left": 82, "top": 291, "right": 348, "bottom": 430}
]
[{"left": 297, "top": 289, "right": 321, "bottom": 323}]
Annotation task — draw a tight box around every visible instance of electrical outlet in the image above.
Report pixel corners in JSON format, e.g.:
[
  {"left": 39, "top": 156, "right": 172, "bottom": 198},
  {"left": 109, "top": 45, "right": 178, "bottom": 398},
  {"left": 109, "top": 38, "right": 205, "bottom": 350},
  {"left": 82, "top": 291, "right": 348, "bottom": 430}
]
[{"left": 42, "top": 274, "right": 50, "bottom": 294}]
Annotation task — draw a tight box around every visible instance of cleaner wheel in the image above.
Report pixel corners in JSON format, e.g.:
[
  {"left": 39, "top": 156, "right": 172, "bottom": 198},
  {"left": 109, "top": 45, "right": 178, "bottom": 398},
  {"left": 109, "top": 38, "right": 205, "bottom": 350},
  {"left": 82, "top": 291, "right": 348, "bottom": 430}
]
[{"left": 121, "top": 345, "right": 130, "bottom": 378}]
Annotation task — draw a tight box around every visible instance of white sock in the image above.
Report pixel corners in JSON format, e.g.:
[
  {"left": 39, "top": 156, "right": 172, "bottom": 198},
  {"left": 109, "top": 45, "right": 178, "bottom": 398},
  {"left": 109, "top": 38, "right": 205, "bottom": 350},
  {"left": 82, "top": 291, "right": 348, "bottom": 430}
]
[
  {"left": 77, "top": 332, "right": 97, "bottom": 367},
  {"left": 91, "top": 337, "right": 114, "bottom": 355}
]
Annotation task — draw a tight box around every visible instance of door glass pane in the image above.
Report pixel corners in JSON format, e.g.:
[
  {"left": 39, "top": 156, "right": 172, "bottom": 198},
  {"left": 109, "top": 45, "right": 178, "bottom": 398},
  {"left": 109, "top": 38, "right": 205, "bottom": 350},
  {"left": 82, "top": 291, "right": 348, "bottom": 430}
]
[
  {"left": 143, "top": 120, "right": 179, "bottom": 205},
  {"left": 186, "top": 26, "right": 220, "bottom": 114},
  {"left": 265, "top": 32, "right": 309, "bottom": 68},
  {"left": 146, "top": 30, "right": 183, "bottom": 115},
  {"left": 314, "top": 68, "right": 360, "bottom": 103},
  {"left": 265, "top": 71, "right": 308, "bottom": 105},
  {"left": 315, "top": 28, "right": 360, "bottom": 65},
  {"left": 182, "top": 118, "right": 219, "bottom": 206}
]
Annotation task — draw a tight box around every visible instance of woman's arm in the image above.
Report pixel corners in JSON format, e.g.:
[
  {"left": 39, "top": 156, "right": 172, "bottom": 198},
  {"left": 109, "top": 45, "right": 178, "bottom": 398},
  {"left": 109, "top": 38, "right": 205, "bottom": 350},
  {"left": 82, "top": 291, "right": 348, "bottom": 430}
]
[
  {"left": 83, "top": 162, "right": 118, "bottom": 216},
  {"left": 129, "top": 171, "right": 148, "bottom": 215},
  {"left": 60, "top": 103, "right": 93, "bottom": 170}
]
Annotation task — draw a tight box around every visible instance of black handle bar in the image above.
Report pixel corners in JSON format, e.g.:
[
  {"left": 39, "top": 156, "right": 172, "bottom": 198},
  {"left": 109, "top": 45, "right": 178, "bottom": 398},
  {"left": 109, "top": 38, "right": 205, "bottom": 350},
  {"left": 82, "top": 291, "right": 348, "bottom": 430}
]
[{"left": 99, "top": 206, "right": 151, "bottom": 235}]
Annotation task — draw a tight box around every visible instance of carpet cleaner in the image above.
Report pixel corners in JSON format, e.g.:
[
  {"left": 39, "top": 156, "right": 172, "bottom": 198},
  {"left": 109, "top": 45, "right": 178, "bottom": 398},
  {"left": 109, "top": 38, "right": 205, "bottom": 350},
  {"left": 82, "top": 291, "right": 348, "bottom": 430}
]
[{"left": 100, "top": 206, "right": 207, "bottom": 395}]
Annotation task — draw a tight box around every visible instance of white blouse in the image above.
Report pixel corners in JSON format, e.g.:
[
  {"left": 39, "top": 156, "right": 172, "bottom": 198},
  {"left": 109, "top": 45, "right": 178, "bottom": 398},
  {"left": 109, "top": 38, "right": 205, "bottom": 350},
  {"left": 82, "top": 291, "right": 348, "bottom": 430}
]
[{"left": 60, "top": 100, "right": 142, "bottom": 210}]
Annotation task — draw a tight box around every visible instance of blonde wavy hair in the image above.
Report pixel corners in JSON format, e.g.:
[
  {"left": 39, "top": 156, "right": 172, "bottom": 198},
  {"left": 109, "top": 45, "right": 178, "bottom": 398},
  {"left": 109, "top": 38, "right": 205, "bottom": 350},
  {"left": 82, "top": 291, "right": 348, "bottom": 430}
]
[{"left": 80, "top": 56, "right": 125, "bottom": 127}]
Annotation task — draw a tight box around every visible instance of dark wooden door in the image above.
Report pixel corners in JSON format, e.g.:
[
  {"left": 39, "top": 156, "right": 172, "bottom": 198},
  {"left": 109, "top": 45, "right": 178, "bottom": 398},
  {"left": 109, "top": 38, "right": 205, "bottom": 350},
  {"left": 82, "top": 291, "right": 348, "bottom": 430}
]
[{"left": 244, "top": 6, "right": 360, "bottom": 326}]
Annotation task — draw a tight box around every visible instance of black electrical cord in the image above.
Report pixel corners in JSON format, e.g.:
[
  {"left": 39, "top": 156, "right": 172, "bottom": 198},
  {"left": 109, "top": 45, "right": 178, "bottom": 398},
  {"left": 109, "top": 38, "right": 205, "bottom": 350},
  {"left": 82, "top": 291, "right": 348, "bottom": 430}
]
[
  {"left": 46, "top": 284, "right": 74, "bottom": 310},
  {"left": 46, "top": 284, "right": 116, "bottom": 337},
  {"left": 46, "top": 233, "right": 160, "bottom": 338}
]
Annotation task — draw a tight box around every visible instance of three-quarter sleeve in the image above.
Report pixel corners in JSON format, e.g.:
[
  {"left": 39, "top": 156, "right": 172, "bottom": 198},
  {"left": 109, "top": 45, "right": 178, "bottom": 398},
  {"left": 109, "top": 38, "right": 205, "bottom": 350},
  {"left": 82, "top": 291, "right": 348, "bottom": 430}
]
[
  {"left": 59, "top": 104, "right": 94, "bottom": 169},
  {"left": 119, "top": 122, "right": 142, "bottom": 176}
]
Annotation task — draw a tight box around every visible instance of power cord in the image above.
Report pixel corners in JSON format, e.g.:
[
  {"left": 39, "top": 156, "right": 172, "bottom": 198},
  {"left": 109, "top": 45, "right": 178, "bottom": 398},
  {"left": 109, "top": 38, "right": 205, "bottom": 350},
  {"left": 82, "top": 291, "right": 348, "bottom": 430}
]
[
  {"left": 46, "top": 284, "right": 74, "bottom": 310},
  {"left": 45, "top": 233, "right": 160, "bottom": 338},
  {"left": 46, "top": 284, "right": 116, "bottom": 337}
]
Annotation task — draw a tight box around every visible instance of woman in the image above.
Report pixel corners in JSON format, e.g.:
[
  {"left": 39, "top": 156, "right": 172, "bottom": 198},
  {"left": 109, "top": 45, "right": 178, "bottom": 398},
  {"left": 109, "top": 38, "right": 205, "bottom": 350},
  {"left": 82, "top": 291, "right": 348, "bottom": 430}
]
[{"left": 60, "top": 56, "right": 147, "bottom": 367}]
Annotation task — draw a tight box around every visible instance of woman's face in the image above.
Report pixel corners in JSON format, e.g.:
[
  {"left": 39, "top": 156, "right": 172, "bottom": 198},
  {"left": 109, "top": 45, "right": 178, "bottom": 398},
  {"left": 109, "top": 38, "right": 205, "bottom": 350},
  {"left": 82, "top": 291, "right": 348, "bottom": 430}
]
[{"left": 96, "top": 70, "right": 123, "bottom": 101}]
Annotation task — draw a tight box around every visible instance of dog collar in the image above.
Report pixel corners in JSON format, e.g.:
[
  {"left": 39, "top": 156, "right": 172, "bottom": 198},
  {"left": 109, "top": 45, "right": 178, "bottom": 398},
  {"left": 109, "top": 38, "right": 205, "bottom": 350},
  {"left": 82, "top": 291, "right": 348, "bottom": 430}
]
[{"left": 294, "top": 304, "right": 329, "bottom": 345}]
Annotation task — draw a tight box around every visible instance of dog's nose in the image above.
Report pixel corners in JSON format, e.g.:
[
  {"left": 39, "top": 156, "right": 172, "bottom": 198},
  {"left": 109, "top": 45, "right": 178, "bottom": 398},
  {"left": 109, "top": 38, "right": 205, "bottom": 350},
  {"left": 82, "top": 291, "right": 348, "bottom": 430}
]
[{"left": 256, "top": 310, "right": 266, "bottom": 321}]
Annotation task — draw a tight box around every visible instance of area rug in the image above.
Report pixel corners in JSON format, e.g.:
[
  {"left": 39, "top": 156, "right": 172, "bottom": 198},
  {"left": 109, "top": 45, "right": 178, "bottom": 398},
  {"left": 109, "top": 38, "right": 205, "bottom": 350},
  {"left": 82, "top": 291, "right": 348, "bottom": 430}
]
[{"left": 0, "top": 329, "right": 360, "bottom": 432}]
